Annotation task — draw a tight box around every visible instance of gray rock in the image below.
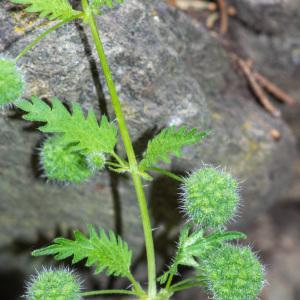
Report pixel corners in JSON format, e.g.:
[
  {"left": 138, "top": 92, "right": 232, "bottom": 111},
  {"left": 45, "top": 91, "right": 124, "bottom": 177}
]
[
  {"left": 230, "top": 0, "right": 300, "bottom": 35},
  {"left": 229, "top": 0, "right": 300, "bottom": 95},
  {"left": 229, "top": 0, "right": 300, "bottom": 195},
  {"left": 0, "top": 0, "right": 296, "bottom": 285}
]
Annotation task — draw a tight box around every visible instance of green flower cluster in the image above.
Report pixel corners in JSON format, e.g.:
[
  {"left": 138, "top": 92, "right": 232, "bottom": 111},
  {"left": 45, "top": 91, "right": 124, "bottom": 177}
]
[
  {"left": 181, "top": 166, "right": 264, "bottom": 300},
  {"left": 0, "top": 57, "right": 24, "bottom": 107},
  {"left": 41, "top": 136, "right": 105, "bottom": 183},
  {"left": 182, "top": 166, "right": 239, "bottom": 228},
  {"left": 203, "top": 244, "right": 264, "bottom": 300},
  {"left": 26, "top": 268, "right": 81, "bottom": 300}
]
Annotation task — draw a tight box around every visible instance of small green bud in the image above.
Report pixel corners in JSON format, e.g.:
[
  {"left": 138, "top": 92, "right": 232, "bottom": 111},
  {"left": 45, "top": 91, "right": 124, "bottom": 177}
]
[
  {"left": 0, "top": 57, "right": 24, "bottom": 107},
  {"left": 40, "top": 136, "right": 93, "bottom": 183},
  {"left": 86, "top": 151, "right": 106, "bottom": 171},
  {"left": 26, "top": 268, "right": 81, "bottom": 300},
  {"left": 203, "top": 244, "right": 264, "bottom": 300},
  {"left": 182, "top": 166, "right": 239, "bottom": 228}
]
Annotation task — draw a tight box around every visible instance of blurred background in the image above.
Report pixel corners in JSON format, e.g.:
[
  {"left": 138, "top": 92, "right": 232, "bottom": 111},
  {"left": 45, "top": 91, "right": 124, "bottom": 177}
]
[{"left": 0, "top": 0, "right": 300, "bottom": 299}]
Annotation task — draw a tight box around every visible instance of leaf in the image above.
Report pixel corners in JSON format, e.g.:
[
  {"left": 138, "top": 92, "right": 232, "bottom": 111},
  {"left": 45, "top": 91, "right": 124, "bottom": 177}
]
[
  {"left": 139, "top": 126, "right": 206, "bottom": 170},
  {"left": 90, "top": 0, "right": 124, "bottom": 9},
  {"left": 10, "top": 0, "right": 80, "bottom": 21},
  {"left": 17, "top": 97, "right": 118, "bottom": 154},
  {"left": 158, "top": 226, "right": 202, "bottom": 284},
  {"left": 158, "top": 228, "right": 246, "bottom": 284},
  {"left": 32, "top": 225, "right": 132, "bottom": 277},
  {"left": 205, "top": 231, "right": 247, "bottom": 244}
]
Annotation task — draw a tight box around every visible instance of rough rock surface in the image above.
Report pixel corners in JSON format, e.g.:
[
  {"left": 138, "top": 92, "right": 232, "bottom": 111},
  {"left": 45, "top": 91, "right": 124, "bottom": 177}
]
[
  {"left": 229, "top": 0, "right": 300, "bottom": 204},
  {"left": 230, "top": 0, "right": 300, "bottom": 119},
  {"left": 0, "top": 0, "right": 297, "bottom": 297}
]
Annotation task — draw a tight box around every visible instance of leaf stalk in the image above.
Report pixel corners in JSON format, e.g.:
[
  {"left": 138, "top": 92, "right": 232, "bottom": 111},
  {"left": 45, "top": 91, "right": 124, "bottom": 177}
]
[{"left": 16, "top": 13, "right": 84, "bottom": 61}]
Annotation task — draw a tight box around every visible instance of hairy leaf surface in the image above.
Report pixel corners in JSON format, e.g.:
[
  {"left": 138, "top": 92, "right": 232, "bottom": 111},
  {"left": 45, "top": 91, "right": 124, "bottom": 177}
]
[
  {"left": 32, "top": 225, "right": 132, "bottom": 277},
  {"left": 10, "top": 0, "right": 80, "bottom": 21},
  {"left": 17, "top": 97, "right": 117, "bottom": 154},
  {"left": 158, "top": 227, "right": 246, "bottom": 284},
  {"left": 139, "top": 126, "right": 206, "bottom": 170}
]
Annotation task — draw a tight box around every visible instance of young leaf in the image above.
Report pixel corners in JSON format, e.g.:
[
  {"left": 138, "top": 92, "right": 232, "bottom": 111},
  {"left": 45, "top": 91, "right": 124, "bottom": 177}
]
[
  {"left": 205, "top": 231, "right": 247, "bottom": 244},
  {"left": 139, "top": 126, "right": 206, "bottom": 170},
  {"left": 17, "top": 97, "right": 118, "bottom": 154},
  {"left": 158, "top": 227, "right": 246, "bottom": 284},
  {"left": 32, "top": 225, "right": 133, "bottom": 277},
  {"left": 158, "top": 226, "right": 202, "bottom": 284},
  {"left": 10, "top": 0, "right": 80, "bottom": 21}
]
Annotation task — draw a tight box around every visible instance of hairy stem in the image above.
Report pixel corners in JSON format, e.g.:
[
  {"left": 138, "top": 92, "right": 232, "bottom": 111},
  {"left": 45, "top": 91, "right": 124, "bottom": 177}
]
[
  {"left": 16, "top": 14, "right": 84, "bottom": 62},
  {"left": 82, "top": 1, "right": 157, "bottom": 297}
]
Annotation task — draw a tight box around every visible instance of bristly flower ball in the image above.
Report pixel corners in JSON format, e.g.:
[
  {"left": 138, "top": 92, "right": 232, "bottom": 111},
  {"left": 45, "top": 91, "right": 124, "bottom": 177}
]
[
  {"left": 40, "top": 136, "right": 93, "bottom": 183},
  {"left": 203, "top": 244, "right": 264, "bottom": 300},
  {"left": 0, "top": 57, "right": 24, "bottom": 107},
  {"left": 86, "top": 152, "right": 106, "bottom": 172},
  {"left": 26, "top": 268, "right": 81, "bottom": 300},
  {"left": 182, "top": 166, "right": 239, "bottom": 228}
]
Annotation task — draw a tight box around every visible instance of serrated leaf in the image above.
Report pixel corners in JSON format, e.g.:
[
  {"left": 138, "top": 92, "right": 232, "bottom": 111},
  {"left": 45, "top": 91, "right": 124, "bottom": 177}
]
[
  {"left": 139, "top": 126, "right": 206, "bottom": 170},
  {"left": 158, "top": 226, "right": 202, "bottom": 284},
  {"left": 158, "top": 228, "right": 246, "bottom": 284},
  {"left": 205, "top": 231, "right": 247, "bottom": 244},
  {"left": 10, "top": 0, "right": 81, "bottom": 21},
  {"left": 32, "top": 225, "right": 132, "bottom": 277},
  {"left": 17, "top": 97, "right": 118, "bottom": 154}
]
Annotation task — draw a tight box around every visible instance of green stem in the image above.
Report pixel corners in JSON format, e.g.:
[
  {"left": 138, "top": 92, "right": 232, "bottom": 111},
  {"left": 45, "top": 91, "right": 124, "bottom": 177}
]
[
  {"left": 112, "top": 151, "right": 128, "bottom": 168},
  {"left": 169, "top": 282, "right": 203, "bottom": 293},
  {"left": 106, "top": 161, "right": 123, "bottom": 168},
  {"left": 165, "top": 274, "right": 174, "bottom": 289},
  {"left": 169, "top": 276, "right": 206, "bottom": 292},
  {"left": 81, "top": 289, "right": 139, "bottom": 297},
  {"left": 147, "top": 167, "right": 184, "bottom": 183},
  {"left": 128, "top": 273, "right": 146, "bottom": 296},
  {"left": 16, "top": 13, "right": 84, "bottom": 62},
  {"left": 169, "top": 278, "right": 197, "bottom": 289},
  {"left": 83, "top": 1, "right": 157, "bottom": 297}
]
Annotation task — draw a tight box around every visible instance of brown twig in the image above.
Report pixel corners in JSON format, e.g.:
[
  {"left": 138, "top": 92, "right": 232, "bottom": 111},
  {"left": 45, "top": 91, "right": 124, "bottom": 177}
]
[
  {"left": 218, "top": 0, "right": 228, "bottom": 34},
  {"left": 235, "top": 56, "right": 281, "bottom": 117},
  {"left": 253, "top": 72, "right": 295, "bottom": 106}
]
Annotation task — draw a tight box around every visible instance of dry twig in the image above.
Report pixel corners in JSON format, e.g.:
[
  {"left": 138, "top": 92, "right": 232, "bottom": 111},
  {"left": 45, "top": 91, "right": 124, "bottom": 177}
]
[
  {"left": 253, "top": 72, "right": 295, "bottom": 106},
  {"left": 232, "top": 54, "right": 295, "bottom": 117},
  {"left": 218, "top": 0, "right": 228, "bottom": 34},
  {"left": 168, "top": 0, "right": 236, "bottom": 34}
]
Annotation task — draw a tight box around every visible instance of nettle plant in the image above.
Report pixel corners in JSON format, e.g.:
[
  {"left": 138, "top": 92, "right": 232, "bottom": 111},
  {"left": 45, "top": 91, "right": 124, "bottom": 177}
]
[{"left": 1, "top": 1, "right": 265, "bottom": 300}]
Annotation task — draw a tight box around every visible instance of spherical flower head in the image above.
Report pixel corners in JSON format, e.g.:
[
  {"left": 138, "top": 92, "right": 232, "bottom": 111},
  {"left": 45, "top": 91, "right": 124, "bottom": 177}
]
[
  {"left": 203, "top": 244, "right": 264, "bottom": 300},
  {"left": 182, "top": 167, "right": 239, "bottom": 228},
  {"left": 26, "top": 268, "right": 81, "bottom": 300},
  {"left": 40, "top": 136, "right": 93, "bottom": 183},
  {"left": 86, "top": 152, "right": 106, "bottom": 172},
  {"left": 0, "top": 57, "right": 24, "bottom": 107}
]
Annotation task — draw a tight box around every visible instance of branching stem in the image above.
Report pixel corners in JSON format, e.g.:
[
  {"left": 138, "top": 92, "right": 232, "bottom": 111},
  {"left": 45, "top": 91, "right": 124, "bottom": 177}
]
[
  {"left": 128, "top": 273, "right": 146, "bottom": 296},
  {"left": 82, "top": 1, "right": 157, "bottom": 297}
]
